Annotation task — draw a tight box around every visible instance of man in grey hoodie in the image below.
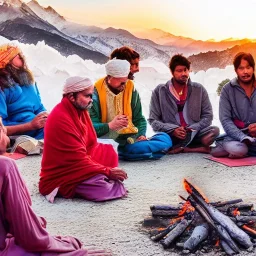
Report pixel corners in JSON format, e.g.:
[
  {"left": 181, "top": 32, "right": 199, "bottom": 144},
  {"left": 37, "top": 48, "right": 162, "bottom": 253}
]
[
  {"left": 149, "top": 54, "right": 219, "bottom": 154},
  {"left": 211, "top": 52, "right": 256, "bottom": 158}
]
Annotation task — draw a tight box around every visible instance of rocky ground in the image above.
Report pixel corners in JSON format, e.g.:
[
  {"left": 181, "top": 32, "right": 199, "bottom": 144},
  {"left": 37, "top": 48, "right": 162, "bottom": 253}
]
[{"left": 17, "top": 153, "right": 256, "bottom": 256}]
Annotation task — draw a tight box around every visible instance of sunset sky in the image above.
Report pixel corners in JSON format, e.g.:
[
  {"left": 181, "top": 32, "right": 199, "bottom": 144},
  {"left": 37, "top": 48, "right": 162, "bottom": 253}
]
[{"left": 31, "top": 0, "right": 256, "bottom": 41}]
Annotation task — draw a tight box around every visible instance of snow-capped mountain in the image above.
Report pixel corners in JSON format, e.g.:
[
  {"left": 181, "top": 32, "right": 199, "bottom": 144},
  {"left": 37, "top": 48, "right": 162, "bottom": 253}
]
[
  {"left": 71, "top": 27, "right": 176, "bottom": 64},
  {"left": 27, "top": 0, "right": 66, "bottom": 29},
  {"left": 27, "top": 0, "right": 177, "bottom": 63},
  {"left": 0, "top": 0, "right": 22, "bottom": 7},
  {"left": 0, "top": 0, "right": 107, "bottom": 63}
]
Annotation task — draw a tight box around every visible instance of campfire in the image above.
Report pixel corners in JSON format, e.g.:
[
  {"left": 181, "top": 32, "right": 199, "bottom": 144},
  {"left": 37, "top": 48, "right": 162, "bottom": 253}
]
[{"left": 142, "top": 179, "right": 256, "bottom": 255}]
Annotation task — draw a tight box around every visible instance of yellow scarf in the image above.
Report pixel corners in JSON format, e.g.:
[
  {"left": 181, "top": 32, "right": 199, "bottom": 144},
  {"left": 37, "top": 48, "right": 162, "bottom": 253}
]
[{"left": 94, "top": 78, "right": 134, "bottom": 123}]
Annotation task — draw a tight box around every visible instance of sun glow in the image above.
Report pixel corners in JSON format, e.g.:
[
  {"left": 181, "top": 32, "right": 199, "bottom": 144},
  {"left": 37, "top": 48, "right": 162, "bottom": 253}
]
[{"left": 34, "top": 0, "right": 256, "bottom": 41}]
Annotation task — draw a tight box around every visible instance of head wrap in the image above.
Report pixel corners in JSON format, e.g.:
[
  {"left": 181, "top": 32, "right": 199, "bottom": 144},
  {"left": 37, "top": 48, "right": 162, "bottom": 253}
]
[
  {"left": 105, "top": 59, "right": 130, "bottom": 78},
  {"left": 63, "top": 76, "right": 93, "bottom": 94},
  {"left": 0, "top": 44, "right": 21, "bottom": 69}
]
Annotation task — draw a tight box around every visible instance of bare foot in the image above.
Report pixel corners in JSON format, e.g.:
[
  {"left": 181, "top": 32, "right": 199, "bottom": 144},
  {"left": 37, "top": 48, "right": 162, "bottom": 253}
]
[
  {"left": 168, "top": 147, "right": 184, "bottom": 154},
  {"left": 45, "top": 187, "right": 59, "bottom": 203},
  {"left": 201, "top": 128, "right": 219, "bottom": 146},
  {"left": 183, "top": 146, "right": 210, "bottom": 153}
]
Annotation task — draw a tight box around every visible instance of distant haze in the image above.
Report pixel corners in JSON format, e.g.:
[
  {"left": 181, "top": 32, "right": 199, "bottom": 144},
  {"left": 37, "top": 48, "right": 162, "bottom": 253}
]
[{"left": 25, "top": 0, "right": 256, "bottom": 41}]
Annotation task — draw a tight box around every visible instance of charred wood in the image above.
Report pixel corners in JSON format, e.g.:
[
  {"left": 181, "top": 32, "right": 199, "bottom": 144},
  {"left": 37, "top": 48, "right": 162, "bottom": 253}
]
[
  {"left": 216, "top": 225, "right": 240, "bottom": 253},
  {"left": 220, "top": 240, "right": 237, "bottom": 256},
  {"left": 217, "top": 204, "right": 253, "bottom": 214},
  {"left": 151, "top": 209, "right": 180, "bottom": 217},
  {"left": 211, "top": 199, "right": 243, "bottom": 207},
  {"left": 151, "top": 220, "right": 181, "bottom": 242},
  {"left": 241, "top": 225, "right": 256, "bottom": 238},
  {"left": 236, "top": 216, "right": 256, "bottom": 223},
  {"left": 183, "top": 223, "right": 209, "bottom": 252},
  {"left": 161, "top": 218, "right": 193, "bottom": 249},
  {"left": 150, "top": 205, "right": 182, "bottom": 211}
]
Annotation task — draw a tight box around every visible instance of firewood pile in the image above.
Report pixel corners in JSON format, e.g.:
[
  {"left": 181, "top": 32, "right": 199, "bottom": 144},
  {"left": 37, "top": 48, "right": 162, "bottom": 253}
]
[{"left": 142, "top": 179, "right": 256, "bottom": 255}]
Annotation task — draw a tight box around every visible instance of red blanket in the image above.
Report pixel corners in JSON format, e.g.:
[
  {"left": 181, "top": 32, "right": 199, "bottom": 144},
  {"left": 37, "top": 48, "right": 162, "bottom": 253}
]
[{"left": 39, "top": 97, "right": 118, "bottom": 198}]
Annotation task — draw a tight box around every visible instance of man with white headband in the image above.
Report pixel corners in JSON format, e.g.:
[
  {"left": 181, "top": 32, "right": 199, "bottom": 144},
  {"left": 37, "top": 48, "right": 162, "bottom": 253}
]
[
  {"left": 90, "top": 59, "right": 172, "bottom": 160},
  {"left": 40, "top": 76, "right": 127, "bottom": 203}
]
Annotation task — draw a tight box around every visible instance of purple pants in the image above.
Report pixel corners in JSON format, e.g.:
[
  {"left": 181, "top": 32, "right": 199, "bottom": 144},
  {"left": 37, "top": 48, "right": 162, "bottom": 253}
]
[
  {"left": 75, "top": 174, "right": 127, "bottom": 202},
  {"left": 0, "top": 156, "right": 87, "bottom": 256}
]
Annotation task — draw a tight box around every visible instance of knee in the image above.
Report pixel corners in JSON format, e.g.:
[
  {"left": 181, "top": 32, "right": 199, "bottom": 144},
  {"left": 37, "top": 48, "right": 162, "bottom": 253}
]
[
  {"left": 223, "top": 141, "right": 248, "bottom": 158},
  {"left": 210, "top": 144, "right": 228, "bottom": 157}
]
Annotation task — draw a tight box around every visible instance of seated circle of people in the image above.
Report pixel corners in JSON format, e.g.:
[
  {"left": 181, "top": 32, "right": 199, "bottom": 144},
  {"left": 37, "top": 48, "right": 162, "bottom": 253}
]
[
  {"left": 89, "top": 58, "right": 172, "bottom": 161},
  {"left": 0, "top": 44, "right": 48, "bottom": 140},
  {"left": 0, "top": 120, "right": 111, "bottom": 255},
  {"left": 40, "top": 76, "right": 127, "bottom": 203},
  {"left": 148, "top": 54, "right": 219, "bottom": 154},
  {"left": 211, "top": 52, "right": 256, "bottom": 158}
]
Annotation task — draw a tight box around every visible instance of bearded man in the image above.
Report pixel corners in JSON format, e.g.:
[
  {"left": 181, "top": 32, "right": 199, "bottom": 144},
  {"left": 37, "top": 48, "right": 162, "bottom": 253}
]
[{"left": 149, "top": 54, "right": 219, "bottom": 154}]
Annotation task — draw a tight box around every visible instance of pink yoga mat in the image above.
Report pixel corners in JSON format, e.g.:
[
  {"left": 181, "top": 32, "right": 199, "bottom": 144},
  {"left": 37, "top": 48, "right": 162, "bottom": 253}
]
[
  {"left": 3, "top": 152, "right": 27, "bottom": 160},
  {"left": 205, "top": 156, "right": 256, "bottom": 167}
]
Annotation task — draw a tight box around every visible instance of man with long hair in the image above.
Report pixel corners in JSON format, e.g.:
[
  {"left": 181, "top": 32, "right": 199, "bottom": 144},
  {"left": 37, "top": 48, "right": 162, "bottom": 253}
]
[
  {"left": 211, "top": 52, "right": 256, "bottom": 158},
  {"left": 0, "top": 44, "right": 47, "bottom": 139}
]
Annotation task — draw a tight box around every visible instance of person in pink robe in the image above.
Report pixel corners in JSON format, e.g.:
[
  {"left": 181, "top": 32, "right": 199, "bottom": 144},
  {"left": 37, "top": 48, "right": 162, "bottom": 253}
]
[{"left": 0, "top": 119, "right": 111, "bottom": 255}]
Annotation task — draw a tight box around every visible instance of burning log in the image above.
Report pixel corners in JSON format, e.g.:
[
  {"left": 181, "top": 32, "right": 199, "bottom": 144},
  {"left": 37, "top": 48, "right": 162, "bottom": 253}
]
[
  {"left": 241, "top": 225, "right": 256, "bottom": 238},
  {"left": 151, "top": 209, "right": 180, "bottom": 217},
  {"left": 216, "top": 204, "right": 253, "bottom": 214},
  {"left": 188, "top": 196, "right": 240, "bottom": 253},
  {"left": 150, "top": 204, "right": 182, "bottom": 211},
  {"left": 211, "top": 199, "right": 243, "bottom": 207},
  {"left": 161, "top": 217, "right": 193, "bottom": 249},
  {"left": 183, "top": 223, "right": 209, "bottom": 252},
  {"left": 235, "top": 216, "right": 256, "bottom": 223},
  {"left": 216, "top": 224, "right": 240, "bottom": 253},
  {"left": 220, "top": 240, "right": 237, "bottom": 256},
  {"left": 151, "top": 219, "right": 181, "bottom": 242}
]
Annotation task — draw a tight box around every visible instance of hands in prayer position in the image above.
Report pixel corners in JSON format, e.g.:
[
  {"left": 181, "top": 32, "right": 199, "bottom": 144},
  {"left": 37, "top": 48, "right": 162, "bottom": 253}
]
[
  {"left": 172, "top": 126, "right": 187, "bottom": 140},
  {"left": 108, "top": 115, "right": 128, "bottom": 131}
]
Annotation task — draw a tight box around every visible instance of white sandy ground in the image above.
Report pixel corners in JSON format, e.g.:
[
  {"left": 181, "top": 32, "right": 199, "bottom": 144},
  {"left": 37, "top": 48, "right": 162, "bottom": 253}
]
[{"left": 16, "top": 153, "right": 256, "bottom": 256}]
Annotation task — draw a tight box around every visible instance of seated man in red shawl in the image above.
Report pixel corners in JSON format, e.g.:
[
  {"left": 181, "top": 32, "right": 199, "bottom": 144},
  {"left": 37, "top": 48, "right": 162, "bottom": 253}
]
[
  {"left": 40, "top": 76, "right": 127, "bottom": 203},
  {"left": 0, "top": 119, "right": 111, "bottom": 255}
]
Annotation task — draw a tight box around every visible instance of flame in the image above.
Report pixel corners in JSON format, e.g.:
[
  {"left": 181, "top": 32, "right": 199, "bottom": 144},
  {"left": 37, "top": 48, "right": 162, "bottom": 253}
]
[
  {"left": 183, "top": 179, "right": 209, "bottom": 203},
  {"left": 178, "top": 200, "right": 194, "bottom": 216},
  {"left": 157, "top": 227, "right": 165, "bottom": 231},
  {"left": 183, "top": 179, "right": 192, "bottom": 194},
  {"left": 215, "top": 239, "right": 220, "bottom": 247},
  {"left": 169, "top": 216, "right": 184, "bottom": 225},
  {"left": 232, "top": 208, "right": 240, "bottom": 216}
]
